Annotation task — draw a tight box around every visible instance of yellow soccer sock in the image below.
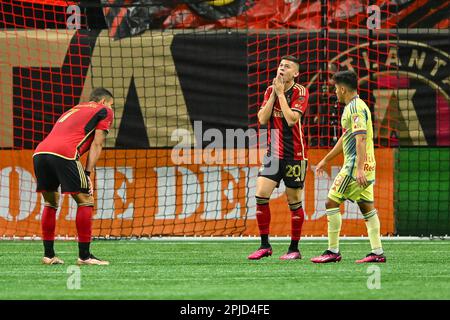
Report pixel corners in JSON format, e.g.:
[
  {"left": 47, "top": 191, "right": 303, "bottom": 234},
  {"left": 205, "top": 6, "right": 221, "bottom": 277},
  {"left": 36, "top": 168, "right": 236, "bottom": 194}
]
[
  {"left": 326, "top": 208, "right": 342, "bottom": 252},
  {"left": 363, "top": 209, "right": 383, "bottom": 254}
]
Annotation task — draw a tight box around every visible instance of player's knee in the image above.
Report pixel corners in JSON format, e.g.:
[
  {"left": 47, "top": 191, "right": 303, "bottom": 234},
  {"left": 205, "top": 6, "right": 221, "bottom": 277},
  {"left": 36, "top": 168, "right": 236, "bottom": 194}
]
[
  {"left": 325, "top": 198, "right": 340, "bottom": 209},
  {"left": 44, "top": 200, "right": 59, "bottom": 209},
  {"left": 286, "top": 191, "right": 302, "bottom": 204},
  {"left": 256, "top": 177, "right": 277, "bottom": 198},
  {"left": 255, "top": 188, "right": 272, "bottom": 199},
  {"left": 255, "top": 187, "right": 269, "bottom": 199},
  {"left": 43, "top": 192, "right": 59, "bottom": 208},
  {"left": 358, "top": 201, "right": 375, "bottom": 213},
  {"left": 361, "top": 208, "right": 378, "bottom": 220},
  {"left": 289, "top": 201, "right": 303, "bottom": 216},
  {"left": 255, "top": 195, "right": 270, "bottom": 206},
  {"left": 77, "top": 199, "right": 94, "bottom": 207},
  {"left": 72, "top": 193, "right": 94, "bottom": 207}
]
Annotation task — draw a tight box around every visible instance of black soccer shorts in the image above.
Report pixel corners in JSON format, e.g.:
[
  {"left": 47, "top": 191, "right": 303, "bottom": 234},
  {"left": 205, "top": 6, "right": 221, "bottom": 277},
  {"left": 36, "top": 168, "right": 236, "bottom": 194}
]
[
  {"left": 258, "top": 154, "right": 308, "bottom": 189},
  {"left": 33, "top": 153, "right": 90, "bottom": 194}
]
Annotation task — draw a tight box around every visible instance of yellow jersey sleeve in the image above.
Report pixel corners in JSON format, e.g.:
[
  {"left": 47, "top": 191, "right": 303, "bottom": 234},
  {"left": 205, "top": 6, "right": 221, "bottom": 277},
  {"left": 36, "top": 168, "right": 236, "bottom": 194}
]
[{"left": 350, "top": 101, "right": 368, "bottom": 135}]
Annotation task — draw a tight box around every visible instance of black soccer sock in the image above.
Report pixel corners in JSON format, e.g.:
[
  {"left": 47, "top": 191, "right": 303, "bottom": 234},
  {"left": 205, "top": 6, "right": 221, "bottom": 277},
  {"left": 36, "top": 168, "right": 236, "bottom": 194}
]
[
  {"left": 288, "top": 240, "right": 299, "bottom": 253},
  {"left": 43, "top": 240, "right": 55, "bottom": 258},
  {"left": 78, "top": 242, "right": 91, "bottom": 260},
  {"left": 260, "top": 234, "right": 270, "bottom": 248}
]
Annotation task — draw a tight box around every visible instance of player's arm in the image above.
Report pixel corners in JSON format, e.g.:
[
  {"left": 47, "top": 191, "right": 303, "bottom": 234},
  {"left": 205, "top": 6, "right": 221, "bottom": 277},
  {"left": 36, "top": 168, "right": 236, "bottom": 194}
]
[
  {"left": 323, "top": 135, "right": 344, "bottom": 161},
  {"left": 85, "top": 129, "right": 107, "bottom": 173},
  {"left": 258, "top": 86, "right": 276, "bottom": 125},
  {"left": 352, "top": 106, "right": 369, "bottom": 187},
  {"left": 278, "top": 95, "right": 300, "bottom": 126},
  {"left": 315, "top": 135, "right": 344, "bottom": 177},
  {"left": 84, "top": 129, "right": 107, "bottom": 195},
  {"left": 273, "top": 77, "right": 300, "bottom": 127},
  {"left": 355, "top": 133, "right": 368, "bottom": 187}
]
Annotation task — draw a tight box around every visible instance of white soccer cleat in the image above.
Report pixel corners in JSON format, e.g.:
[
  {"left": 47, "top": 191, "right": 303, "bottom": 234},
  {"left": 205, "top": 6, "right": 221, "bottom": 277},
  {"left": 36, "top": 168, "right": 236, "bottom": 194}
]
[
  {"left": 42, "top": 256, "right": 65, "bottom": 265},
  {"left": 77, "top": 254, "right": 109, "bottom": 266}
]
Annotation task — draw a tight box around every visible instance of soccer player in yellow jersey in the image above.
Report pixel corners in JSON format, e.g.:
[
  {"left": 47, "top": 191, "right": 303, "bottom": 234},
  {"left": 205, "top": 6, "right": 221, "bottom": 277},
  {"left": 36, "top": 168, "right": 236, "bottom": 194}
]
[{"left": 311, "top": 70, "right": 386, "bottom": 263}]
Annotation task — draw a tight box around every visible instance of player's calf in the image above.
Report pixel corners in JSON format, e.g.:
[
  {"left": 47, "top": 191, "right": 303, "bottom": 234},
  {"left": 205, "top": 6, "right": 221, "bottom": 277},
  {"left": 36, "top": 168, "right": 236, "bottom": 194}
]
[
  {"left": 248, "top": 195, "right": 273, "bottom": 260},
  {"left": 280, "top": 200, "right": 305, "bottom": 260},
  {"left": 40, "top": 192, "right": 60, "bottom": 262},
  {"left": 72, "top": 194, "right": 108, "bottom": 265}
]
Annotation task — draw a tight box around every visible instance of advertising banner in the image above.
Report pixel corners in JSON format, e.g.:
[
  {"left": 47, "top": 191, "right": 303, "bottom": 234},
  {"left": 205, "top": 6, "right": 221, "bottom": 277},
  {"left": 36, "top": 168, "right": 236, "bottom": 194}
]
[{"left": 0, "top": 149, "right": 394, "bottom": 237}]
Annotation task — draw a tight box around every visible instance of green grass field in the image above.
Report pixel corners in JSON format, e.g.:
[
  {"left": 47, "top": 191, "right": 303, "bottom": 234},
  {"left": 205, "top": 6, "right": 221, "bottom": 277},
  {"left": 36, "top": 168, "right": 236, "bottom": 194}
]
[{"left": 1, "top": 240, "right": 449, "bottom": 300}]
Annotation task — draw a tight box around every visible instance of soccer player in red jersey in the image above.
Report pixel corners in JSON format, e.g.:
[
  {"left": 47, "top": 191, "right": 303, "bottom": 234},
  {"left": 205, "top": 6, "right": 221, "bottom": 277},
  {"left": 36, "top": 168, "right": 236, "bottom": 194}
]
[
  {"left": 248, "top": 56, "right": 309, "bottom": 260},
  {"left": 33, "top": 88, "right": 114, "bottom": 265}
]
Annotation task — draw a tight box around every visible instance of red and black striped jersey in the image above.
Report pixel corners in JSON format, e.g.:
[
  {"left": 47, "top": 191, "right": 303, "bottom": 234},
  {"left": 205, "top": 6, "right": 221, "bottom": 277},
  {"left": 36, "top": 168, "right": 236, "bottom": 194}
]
[
  {"left": 261, "top": 83, "right": 309, "bottom": 160},
  {"left": 33, "top": 102, "right": 114, "bottom": 160}
]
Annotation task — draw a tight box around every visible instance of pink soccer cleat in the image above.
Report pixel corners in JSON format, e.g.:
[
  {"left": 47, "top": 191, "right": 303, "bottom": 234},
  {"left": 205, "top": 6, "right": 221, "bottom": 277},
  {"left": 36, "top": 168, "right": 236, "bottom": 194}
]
[
  {"left": 311, "top": 250, "right": 342, "bottom": 263},
  {"left": 279, "top": 251, "right": 301, "bottom": 260},
  {"left": 356, "top": 253, "right": 386, "bottom": 263},
  {"left": 247, "top": 247, "right": 273, "bottom": 260}
]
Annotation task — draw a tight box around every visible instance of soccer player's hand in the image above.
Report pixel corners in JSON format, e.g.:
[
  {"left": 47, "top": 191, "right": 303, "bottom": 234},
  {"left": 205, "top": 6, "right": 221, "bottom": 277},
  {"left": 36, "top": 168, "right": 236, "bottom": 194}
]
[
  {"left": 356, "top": 169, "right": 368, "bottom": 188},
  {"left": 315, "top": 159, "right": 327, "bottom": 177},
  {"left": 273, "top": 75, "right": 284, "bottom": 96}
]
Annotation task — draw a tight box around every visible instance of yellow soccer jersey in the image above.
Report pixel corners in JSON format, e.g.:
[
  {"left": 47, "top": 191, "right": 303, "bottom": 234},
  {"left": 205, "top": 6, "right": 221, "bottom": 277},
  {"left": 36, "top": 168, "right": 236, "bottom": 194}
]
[{"left": 340, "top": 95, "right": 376, "bottom": 181}]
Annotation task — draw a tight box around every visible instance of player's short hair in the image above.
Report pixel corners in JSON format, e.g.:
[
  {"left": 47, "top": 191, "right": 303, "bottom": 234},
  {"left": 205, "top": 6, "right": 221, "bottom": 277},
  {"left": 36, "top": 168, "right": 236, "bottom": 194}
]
[
  {"left": 332, "top": 70, "right": 358, "bottom": 91},
  {"left": 89, "top": 87, "right": 114, "bottom": 103},
  {"left": 280, "top": 55, "right": 300, "bottom": 69}
]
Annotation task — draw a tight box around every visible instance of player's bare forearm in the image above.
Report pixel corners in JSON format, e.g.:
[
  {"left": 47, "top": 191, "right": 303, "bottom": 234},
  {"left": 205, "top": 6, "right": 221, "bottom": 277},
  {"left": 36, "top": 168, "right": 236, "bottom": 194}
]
[
  {"left": 85, "top": 144, "right": 103, "bottom": 172},
  {"left": 323, "top": 135, "right": 344, "bottom": 162},
  {"left": 258, "top": 94, "right": 275, "bottom": 125},
  {"left": 315, "top": 135, "right": 342, "bottom": 176},
  {"left": 355, "top": 134, "right": 368, "bottom": 186},
  {"left": 85, "top": 130, "right": 107, "bottom": 172},
  {"left": 355, "top": 134, "right": 367, "bottom": 171},
  {"left": 278, "top": 94, "right": 300, "bottom": 126}
]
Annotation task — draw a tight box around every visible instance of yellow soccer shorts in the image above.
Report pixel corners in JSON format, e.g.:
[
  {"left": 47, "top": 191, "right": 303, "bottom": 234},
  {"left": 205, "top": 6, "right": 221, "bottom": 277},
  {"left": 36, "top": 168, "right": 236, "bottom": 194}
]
[{"left": 327, "top": 170, "right": 374, "bottom": 204}]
